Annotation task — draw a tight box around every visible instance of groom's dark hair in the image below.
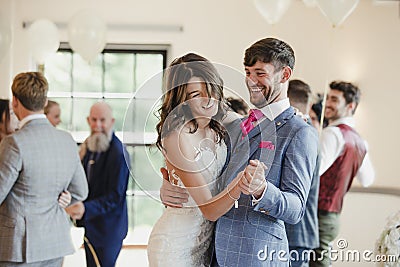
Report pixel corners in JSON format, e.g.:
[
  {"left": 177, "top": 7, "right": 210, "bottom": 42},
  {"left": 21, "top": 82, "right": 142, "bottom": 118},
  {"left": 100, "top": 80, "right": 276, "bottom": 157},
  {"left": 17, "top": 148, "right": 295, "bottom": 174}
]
[{"left": 244, "top": 37, "right": 295, "bottom": 71}]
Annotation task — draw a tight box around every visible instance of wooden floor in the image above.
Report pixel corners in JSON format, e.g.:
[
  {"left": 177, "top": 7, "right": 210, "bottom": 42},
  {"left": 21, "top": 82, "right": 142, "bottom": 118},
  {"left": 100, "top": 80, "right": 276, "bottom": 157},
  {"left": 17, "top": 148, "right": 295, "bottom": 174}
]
[{"left": 63, "top": 247, "right": 149, "bottom": 267}]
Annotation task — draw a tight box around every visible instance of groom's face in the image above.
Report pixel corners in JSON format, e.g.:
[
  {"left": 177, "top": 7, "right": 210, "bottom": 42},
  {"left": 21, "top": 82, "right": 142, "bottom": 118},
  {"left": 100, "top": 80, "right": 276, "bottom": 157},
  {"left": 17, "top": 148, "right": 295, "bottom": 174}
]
[{"left": 245, "top": 61, "right": 282, "bottom": 108}]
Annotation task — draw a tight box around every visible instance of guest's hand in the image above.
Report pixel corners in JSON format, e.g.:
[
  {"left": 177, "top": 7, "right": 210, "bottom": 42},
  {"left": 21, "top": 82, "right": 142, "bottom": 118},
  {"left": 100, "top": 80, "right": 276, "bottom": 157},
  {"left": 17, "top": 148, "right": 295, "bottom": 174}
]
[
  {"left": 65, "top": 201, "right": 85, "bottom": 220},
  {"left": 160, "top": 167, "right": 189, "bottom": 208},
  {"left": 58, "top": 190, "right": 71, "bottom": 208},
  {"left": 239, "top": 160, "right": 267, "bottom": 197}
]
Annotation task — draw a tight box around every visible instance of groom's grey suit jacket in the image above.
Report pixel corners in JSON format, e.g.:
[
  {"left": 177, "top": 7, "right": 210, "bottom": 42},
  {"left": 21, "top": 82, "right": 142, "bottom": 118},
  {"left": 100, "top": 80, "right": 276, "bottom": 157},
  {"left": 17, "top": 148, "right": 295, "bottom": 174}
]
[
  {"left": 214, "top": 107, "right": 319, "bottom": 267},
  {"left": 0, "top": 118, "right": 88, "bottom": 263}
]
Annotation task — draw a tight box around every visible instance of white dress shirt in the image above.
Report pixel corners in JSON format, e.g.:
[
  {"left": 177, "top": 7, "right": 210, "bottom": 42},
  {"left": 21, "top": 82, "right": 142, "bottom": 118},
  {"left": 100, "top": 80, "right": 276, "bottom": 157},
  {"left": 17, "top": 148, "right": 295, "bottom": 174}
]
[
  {"left": 259, "top": 98, "right": 290, "bottom": 121},
  {"left": 18, "top": 114, "right": 47, "bottom": 129},
  {"left": 319, "top": 116, "right": 375, "bottom": 187}
]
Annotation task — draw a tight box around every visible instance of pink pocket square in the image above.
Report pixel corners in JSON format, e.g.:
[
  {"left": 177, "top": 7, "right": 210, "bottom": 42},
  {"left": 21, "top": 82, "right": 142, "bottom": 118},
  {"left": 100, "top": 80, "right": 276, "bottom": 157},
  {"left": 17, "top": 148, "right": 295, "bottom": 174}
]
[{"left": 259, "top": 141, "right": 275, "bottom": 150}]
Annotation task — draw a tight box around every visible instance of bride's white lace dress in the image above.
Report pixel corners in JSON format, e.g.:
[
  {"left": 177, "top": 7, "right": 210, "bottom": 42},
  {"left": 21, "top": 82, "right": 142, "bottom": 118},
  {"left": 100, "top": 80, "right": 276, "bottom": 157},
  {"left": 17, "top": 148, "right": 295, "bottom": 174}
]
[{"left": 147, "top": 141, "right": 227, "bottom": 267}]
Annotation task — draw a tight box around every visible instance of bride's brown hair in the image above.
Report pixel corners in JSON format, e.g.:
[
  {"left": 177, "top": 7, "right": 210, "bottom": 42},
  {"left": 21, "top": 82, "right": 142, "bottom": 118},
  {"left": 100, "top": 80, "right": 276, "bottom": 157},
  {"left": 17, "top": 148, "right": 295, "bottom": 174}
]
[{"left": 156, "top": 53, "right": 227, "bottom": 151}]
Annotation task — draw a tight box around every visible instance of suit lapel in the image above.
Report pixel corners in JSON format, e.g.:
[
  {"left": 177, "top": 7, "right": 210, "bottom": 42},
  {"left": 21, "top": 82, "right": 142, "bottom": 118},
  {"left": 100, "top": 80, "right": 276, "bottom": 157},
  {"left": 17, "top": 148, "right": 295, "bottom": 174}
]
[
  {"left": 220, "top": 107, "right": 296, "bottom": 185},
  {"left": 273, "top": 106, "right": 295, "bottom": 131}
]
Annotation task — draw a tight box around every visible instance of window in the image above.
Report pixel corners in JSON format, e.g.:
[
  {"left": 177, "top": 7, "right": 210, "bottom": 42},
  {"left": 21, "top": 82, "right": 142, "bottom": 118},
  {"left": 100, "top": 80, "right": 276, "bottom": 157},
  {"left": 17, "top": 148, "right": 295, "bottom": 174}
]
[{"left": 44, "top": 43, "right": 168, "bottom": 244}]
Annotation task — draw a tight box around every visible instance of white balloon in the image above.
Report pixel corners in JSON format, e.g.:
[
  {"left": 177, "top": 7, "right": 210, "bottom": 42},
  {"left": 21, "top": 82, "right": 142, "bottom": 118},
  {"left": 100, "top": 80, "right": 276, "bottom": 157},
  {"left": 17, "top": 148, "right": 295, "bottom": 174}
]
[
  {"left": 316, "top": 0, "right": 360, "bottom": 27},
  {"left": 28, "top": 19, "right": 60, "bottom": 65},
  {"left": 0, "top": 17, "right": 12, "bottom": 64},
  {"left": 254, "top": 0, "right": 292, "bottom": 25},
  {"left": 68, "top": 10, "right": 107, "bottom": 63}
]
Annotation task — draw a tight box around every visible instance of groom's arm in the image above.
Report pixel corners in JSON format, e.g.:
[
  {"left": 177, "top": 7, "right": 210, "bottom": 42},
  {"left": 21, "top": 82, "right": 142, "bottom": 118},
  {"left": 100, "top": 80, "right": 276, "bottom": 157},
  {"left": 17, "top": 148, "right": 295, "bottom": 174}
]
[
  {"left": 159, "top": 167, "right": 189, "bottom": 208},
  {"left": 251, "top": 126, "right": 318, "bottom": 224}
]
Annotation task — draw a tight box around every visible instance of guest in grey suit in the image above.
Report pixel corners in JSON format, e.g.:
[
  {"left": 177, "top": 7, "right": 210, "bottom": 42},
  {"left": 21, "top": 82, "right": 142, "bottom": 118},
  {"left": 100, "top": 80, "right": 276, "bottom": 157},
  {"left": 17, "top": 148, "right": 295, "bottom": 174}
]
[
  {"left": 0, "top": 72, "right": 88, "bottom": 267},
  {"left": 160, "top": 38, "right": 319, "bottom": 266}
]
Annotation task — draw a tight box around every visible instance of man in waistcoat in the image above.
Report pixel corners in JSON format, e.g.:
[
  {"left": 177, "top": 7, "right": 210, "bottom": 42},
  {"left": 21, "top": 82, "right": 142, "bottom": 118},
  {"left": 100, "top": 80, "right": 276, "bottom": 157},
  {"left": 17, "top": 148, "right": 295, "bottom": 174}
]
[{"left": 310, "top": 81, "right": 375, "bottom": 267}]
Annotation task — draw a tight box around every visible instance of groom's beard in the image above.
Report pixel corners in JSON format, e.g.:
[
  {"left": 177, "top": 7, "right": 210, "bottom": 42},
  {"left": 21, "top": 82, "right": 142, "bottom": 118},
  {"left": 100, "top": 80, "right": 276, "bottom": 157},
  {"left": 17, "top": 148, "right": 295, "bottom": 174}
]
[{"left": 86, "top": 132, "right": 110, "bottom": 153}]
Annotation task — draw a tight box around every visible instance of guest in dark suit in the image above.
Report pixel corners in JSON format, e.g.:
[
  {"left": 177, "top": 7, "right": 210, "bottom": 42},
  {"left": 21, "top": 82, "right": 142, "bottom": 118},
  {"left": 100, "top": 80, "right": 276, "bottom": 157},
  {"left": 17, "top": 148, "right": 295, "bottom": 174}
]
[
  {"left": 286, "top": 79, "right": 320, "bottom": 267},
  {"left": 66, "top": 102, "right": 130, "bottom": 267}
]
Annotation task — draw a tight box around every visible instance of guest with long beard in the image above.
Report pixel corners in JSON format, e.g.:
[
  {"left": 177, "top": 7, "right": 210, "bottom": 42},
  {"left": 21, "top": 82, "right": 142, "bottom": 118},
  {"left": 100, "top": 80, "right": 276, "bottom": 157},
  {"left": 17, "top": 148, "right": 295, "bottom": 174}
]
[{"left": 66, "top": 102, "right": 130, "bottom": 267}]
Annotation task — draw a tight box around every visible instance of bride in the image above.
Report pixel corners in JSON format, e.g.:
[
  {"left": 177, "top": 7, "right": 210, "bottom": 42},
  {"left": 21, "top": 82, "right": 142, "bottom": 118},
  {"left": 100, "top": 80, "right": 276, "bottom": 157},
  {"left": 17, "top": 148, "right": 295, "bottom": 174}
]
[{"left": 147, "top": 53, "right": 244, "bottom": 267}]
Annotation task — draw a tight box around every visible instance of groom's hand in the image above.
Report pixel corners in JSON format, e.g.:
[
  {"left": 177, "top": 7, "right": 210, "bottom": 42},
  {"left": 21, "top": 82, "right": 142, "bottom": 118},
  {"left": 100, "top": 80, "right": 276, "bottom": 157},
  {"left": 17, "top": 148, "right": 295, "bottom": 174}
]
[
  {"left": 240, "top": 160, "right": 267, "bottom": 198},
  {"left": 160, "top": 167, "right": 189, "bottom": 208}
]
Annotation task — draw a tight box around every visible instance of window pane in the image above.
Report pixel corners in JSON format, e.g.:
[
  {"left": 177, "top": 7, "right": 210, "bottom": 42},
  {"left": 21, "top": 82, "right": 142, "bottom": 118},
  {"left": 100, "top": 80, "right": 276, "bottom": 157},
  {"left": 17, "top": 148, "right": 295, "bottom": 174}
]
[
  {"left": 134, "top": 70, "right": 163, "bottom": 100},
  {"left": 129, "top": 145, "right": 164, "bottom": 191},
  {"left": 124, "top": 98, "right": 162, "bottom": 135},
  {"left": 104, "top": 53, "right": 134, "bottom": 94},
  {"left": 73, "top": 54, "right": 103, "bottom": 93},
  {"left": 106, "top": 98, "right": 131, "bottom": 132},
  {"left": 126, "top": 195, "right": 164, "bottom": 244},
  {"left": 125, "top": 145, "right": 164, "bottom": 244},
  {"left": 46, "top": 52, "right": 72, "bottom": 93},
  {"left": 135, "top": 54, "right": 164, "bottom": 93},
  {"left": 71, "top": 98, "right": 99, "bottom": 131},
  {"left": 44, "top": 45, "right": 167, "bottom": 246}
]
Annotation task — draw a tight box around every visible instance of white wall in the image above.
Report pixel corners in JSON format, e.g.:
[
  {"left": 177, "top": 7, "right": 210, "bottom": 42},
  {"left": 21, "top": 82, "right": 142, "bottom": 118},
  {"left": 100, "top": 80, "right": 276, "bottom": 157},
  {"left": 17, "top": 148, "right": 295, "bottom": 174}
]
[
  {"left": 1, "top": 0, "right": 399, "bottom": 189},
  {"left": 334, "top": 192, "right": 400, "bottom": 266}
]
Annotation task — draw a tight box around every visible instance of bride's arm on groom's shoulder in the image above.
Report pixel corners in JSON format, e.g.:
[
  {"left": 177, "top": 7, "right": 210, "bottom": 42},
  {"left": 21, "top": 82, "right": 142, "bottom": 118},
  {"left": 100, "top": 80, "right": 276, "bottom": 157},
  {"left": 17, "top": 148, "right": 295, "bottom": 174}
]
[{"left": 159, "top": 167, "right": 189, "bottom": 208}]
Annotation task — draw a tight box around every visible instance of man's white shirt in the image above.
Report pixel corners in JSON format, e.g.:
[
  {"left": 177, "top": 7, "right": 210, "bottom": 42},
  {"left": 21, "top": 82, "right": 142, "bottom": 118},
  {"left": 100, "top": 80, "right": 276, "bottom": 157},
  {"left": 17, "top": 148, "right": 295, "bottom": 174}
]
[
  {"left": 18, "top": 114, "right": 47, "bottom": 129},
  {"left": 319, "top": 116, "right": 375, "bottom": 187}
]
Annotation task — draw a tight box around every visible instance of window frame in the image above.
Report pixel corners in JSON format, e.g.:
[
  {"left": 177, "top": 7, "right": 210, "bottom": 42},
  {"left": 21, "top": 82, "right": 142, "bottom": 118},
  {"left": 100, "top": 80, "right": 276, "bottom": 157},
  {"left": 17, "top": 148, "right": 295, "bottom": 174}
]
[{"left": 44, "top": 43, "right": 169, "bottom": 245}]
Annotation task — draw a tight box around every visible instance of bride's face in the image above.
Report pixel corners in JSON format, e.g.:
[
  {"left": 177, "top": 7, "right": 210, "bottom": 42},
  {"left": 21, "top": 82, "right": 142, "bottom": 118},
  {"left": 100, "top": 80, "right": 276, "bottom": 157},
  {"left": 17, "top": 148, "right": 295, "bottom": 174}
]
[{"left": 185, "top": 76, "right": 218, "bottom": 119}]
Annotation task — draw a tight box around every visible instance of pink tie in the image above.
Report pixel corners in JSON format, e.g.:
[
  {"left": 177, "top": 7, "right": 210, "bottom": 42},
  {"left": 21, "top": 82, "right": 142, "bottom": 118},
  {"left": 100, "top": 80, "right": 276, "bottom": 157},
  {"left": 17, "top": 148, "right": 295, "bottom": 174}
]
[{"left": 240, "top": 109, "right": 264, "bottom": 137}]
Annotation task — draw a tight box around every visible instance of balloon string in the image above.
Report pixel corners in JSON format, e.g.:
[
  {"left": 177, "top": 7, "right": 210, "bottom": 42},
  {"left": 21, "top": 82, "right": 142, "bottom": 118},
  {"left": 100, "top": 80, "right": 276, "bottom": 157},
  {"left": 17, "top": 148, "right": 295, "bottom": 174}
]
[{"left": 319, "top": 26, "right": 336, "bottom": 135}]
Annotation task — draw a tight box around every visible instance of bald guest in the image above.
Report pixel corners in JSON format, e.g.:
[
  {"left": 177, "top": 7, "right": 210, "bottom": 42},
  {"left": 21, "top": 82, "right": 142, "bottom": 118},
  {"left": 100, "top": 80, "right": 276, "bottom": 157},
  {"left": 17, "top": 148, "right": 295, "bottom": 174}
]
[{"left": 66, "top": 102, "right": 130, "bottom": 267}]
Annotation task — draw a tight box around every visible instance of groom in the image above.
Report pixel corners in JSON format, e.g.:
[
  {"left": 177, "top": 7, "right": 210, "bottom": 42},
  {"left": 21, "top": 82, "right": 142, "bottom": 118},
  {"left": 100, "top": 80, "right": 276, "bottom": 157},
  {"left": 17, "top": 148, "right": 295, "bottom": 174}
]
[{"left": 160, "top": 37, "right": 319, "bottom": 266}]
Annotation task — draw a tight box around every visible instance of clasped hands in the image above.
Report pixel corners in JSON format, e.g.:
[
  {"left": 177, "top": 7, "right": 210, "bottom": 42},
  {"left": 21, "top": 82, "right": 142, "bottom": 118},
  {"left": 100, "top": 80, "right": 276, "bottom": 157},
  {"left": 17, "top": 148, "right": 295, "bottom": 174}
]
[
  {"left": 159, "top": 159, "right": 267, "bottom": 207},
  {"left": 58, "top": 191, "right": 85, "bottom": 220},
  {"left": 237, "top": 159, "right": 267, "bottom": 198}
]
